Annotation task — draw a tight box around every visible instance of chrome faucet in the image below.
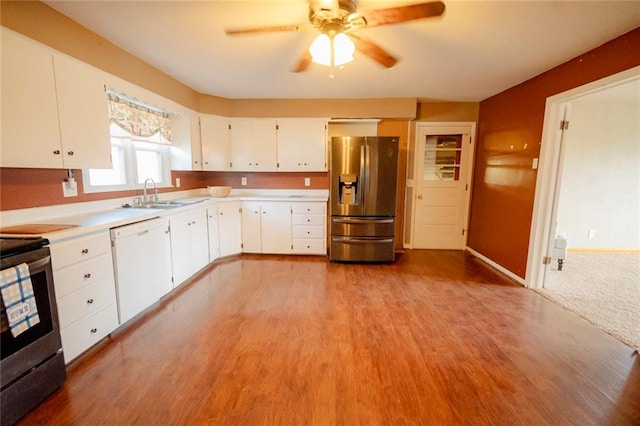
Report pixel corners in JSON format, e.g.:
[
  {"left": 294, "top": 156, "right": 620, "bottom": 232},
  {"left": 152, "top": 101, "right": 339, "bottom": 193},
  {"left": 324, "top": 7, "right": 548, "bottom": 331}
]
[{"left": 143, "top": 178, "right": 157, "bottom": 204}]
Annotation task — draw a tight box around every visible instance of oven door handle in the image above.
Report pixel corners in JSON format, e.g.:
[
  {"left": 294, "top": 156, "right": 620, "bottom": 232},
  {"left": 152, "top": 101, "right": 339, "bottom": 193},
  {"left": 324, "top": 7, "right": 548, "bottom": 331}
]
[{"left": 27, "top": 255, "right": 51, "bottom": 272}]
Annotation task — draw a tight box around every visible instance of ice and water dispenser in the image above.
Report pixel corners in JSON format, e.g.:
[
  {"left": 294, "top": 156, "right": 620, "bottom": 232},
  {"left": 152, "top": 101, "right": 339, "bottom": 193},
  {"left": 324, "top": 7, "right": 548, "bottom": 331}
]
[{"left": 338, "top": 174, "right": 359, "bottom": 205}]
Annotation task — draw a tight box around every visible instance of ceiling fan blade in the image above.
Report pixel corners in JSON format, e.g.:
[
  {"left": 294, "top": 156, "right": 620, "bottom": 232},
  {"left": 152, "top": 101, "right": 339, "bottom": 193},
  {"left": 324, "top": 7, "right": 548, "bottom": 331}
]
[
  {"left": 225, "top": 23, "right": 314, "bottom": 36},
  {"left": 361, "top": 1, "right": 445, "bottom": 28},
  {"left": 293, "top": 50, "right": 313, "bottom": 73},
  {"left": 349, "top": 34, "right": 398, "bottom": 68}
]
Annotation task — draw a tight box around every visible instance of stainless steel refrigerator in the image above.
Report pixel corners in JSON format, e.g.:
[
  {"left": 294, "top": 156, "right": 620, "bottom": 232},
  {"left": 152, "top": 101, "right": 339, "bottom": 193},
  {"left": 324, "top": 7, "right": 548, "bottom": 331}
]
[{"left": 330, "top": 136, "right": 399, "bottom": 262}]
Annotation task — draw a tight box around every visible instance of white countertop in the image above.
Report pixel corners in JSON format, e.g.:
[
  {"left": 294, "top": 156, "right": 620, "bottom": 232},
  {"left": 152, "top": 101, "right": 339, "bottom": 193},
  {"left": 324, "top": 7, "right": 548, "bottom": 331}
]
[{"left": 0, "top": 188, "right": 328, "bottom": 243}]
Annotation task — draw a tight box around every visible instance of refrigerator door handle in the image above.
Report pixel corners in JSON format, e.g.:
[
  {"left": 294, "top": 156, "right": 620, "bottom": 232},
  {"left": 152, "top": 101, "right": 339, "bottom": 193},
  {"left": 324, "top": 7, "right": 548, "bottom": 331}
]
[
  {"left": 332, "top": 237, "right": 394, "bottom": 244},
  {"left": 360, "top": 143, "right": 367, "bottom": 209},
  {"left": 332, "top": 218, "right": 394, "bottom": 224}
]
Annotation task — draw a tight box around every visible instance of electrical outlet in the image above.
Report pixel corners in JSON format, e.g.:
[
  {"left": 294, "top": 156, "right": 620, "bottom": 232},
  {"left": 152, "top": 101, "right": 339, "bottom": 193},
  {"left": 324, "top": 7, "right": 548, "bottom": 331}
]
[
  {"left": 241, "top": 177, "right": 247, "bottom": 186},
  {"left": 175, "top": 177, "right": 181, "bottom": 188},
  {"left": 304, "top": 177, "right": 311, "bottom": 187},
  {"left": 588, "top": 229, "right": 596, "bottom": 239},
  {"left": 62, "top": 179, "right": 78, "bottom": 197}
]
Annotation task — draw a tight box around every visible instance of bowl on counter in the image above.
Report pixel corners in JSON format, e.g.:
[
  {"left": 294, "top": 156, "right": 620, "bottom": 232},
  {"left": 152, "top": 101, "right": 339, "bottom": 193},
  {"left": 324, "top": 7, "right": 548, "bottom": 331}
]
[{"left": 207, "top": 186, "right": 232, "bottom": 198}]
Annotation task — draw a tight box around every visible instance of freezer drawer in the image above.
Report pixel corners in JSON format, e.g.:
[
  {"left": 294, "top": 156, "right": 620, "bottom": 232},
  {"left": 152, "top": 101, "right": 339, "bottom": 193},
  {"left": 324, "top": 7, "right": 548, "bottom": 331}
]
[
  {"left": 331, "top": 216, "right": 395, "bottom": 238},
  {"left": 330, "top": 236, "right": 395, "bottom": 262}
]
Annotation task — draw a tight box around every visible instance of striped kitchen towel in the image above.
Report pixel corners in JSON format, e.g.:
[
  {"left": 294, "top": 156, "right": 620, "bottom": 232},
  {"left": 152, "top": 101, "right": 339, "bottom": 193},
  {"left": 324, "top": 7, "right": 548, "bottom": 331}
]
[{"left": 0, "top": 263, "right": 40, "bottom": 337}]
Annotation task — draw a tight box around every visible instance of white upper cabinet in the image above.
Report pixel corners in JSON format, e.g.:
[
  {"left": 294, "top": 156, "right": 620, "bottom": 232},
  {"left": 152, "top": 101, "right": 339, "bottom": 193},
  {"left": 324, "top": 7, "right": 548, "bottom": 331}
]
[
  {"left": 53, "top": 54, "right": 112, "bottom": 169},
  {"left": 201, "top": 115, "right": 232, "bottom": 171},
  {"left": 277, "top": 118, "right": 328, "bottom": 172},
  {"left": 230, "top": 118, "right": 277, "bottom": 171},
  {"left": 171, "top": 111, "right": 202, "bottom": 171},
  {"left": 1, "top": 29, "right": 63, "bottom": 168},
  {"left": 1, "top": 28, "right": 111, "bottom": 169}
]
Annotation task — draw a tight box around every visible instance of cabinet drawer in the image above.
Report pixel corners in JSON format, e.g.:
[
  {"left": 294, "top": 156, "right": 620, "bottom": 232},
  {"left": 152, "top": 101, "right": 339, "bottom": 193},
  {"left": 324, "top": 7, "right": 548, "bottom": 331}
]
[
  {"left": 292, "top": 203, "right": 325, "bottom": 215},
  {"left": 53, "top": 254, "right": 114, "bottom": 298},
  {"left": 60, "top": 302, "right": 119, "bottom": 364},
  {"left": 292, "top": 225, "right": 324, "bottom": 239},
  {"left": 292, "top": 214, "right": 324, "bottom": 226},
  {"left": 57, "top": 277, "right": 117, "bottom": 329},
  {"left": 292, "top": 239, "right": 325, "bottom": 255},
  {"left": 51, "top": 232, "right": 111, "bottom": 270}
]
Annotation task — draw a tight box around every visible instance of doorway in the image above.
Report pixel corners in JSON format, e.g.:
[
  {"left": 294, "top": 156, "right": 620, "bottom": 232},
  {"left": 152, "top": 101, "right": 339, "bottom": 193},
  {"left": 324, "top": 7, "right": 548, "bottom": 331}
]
[
  {"left": 528, "top": 69, "right": 640, "bottom": 349},
  {"left": 409, "top": 123, "right": 475, "bottom": 249}
]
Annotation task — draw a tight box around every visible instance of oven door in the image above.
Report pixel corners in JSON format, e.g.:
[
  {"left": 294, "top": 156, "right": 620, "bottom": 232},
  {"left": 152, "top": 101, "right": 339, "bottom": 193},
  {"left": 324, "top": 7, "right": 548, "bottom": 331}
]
[{"left": 1, "top": 246, "right": 63, "bottom": 387}]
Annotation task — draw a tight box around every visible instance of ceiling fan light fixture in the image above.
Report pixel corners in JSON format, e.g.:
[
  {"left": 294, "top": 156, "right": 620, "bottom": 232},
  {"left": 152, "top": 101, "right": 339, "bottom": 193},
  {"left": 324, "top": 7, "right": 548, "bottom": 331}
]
[{"left": 309, "top": 32, "right": 355, "bottom": 67}]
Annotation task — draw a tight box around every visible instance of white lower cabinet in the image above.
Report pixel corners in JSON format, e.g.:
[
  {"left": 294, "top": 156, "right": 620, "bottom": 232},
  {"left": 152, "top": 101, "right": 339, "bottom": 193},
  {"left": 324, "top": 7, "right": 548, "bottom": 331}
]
[
  {"left": 50, "top": 231, "right": 119, "bottom": 363},
  {"left": 207, "top": 206, "right": 221, "bottom": 262},
  {"left": 217, "top": 202, "right": 243, "bottom": 257},
  {"left": 169, "top": 207, "right": 209, "bottom": 286},
  {"left": 291, "top": 202, "right": 327, "bottom": 255},
  {"left": 241, "top": 201, "right": 292, "bottom": 254}
]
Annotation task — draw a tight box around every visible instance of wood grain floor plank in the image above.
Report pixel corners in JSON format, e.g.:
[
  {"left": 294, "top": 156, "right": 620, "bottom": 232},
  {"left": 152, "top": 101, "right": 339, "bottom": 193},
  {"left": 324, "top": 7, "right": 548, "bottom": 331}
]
[{"left": 16, "top": 250, "right": 640, "bottom": 425}]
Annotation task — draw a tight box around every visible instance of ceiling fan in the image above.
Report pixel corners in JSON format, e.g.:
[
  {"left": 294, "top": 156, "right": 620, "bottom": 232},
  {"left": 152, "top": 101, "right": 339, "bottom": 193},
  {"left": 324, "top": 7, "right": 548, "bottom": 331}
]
[{"left": 225, "top": 0, "right": 445, "bottom": 74}]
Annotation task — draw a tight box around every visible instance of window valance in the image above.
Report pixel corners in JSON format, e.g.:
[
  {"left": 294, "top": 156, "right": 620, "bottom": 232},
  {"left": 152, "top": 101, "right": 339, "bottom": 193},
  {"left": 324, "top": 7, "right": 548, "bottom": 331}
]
[{"left": 107, "top": 92, "right": 172, "bottom": 142}]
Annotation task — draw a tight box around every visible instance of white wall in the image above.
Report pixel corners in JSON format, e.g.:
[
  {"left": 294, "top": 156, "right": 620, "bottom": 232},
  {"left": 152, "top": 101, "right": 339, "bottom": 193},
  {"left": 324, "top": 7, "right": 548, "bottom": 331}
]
[{"left": 556, "top": 80, "right": 640, "bottom": 250}]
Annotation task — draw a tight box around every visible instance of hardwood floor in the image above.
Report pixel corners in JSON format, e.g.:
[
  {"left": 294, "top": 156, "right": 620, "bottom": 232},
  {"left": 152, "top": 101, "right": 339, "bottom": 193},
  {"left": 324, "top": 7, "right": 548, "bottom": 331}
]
[{"left": 19, "top": 250, "right": 640, "bottom": 425}]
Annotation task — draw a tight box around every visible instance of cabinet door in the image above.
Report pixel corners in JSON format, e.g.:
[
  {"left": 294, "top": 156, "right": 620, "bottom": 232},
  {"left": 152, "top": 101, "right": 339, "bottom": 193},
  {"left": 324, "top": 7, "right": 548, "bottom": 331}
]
[
  {"left": 230, "top": 119, "right": 277, "bottom": 171},
  {"left": 207, "top": 206, "right": 220, "bottom": 262},
  {"left": 171, "top": 111, "right": 202, "bottom": 171},
  {"left": 53, "top": 54, "right": 112, "bottom": 169},
  {"left": 251, "top": 119, "right": 278, "bottom": 171},
  {"left": 169, "top": 211, "right": 193, "bottom": 286},
  {"left": 201, "top": 115, "right": 232, "bottom": 171},
  {"left": 218, "top": 202, "right": 243, "bottom": 257},
  {"left": 277, "top": 118, "right": 328, "bottom": 171},
  {"left": 189, "top": 209, "right": 210, "bottom": 272},
  {"left": 241, "top": 201, "right": 262, "bottom": 253},
  {"left": 1, "top": 29, "right": 62, "bottom": 168},
  {"left": 261, "top": 202, "right": 292, "bottom": 254},
  {"left": 170, "top": 208, "right": 209, "bottom": 286}
]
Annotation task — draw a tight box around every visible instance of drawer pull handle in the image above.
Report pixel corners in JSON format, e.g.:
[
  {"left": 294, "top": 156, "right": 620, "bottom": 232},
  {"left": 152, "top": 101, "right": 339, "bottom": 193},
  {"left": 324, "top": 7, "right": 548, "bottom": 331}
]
[
  {"left": 307, "top": 219, "right": 311, "bottom": 222},
  {"left": 67, "top": 150, "right": 74, "bottom": 156},
  {"left": 87, "top": 298, "right": 94, "bottom": 304},
  {"left": 81, "top": 248, "right": 89, "bottom": 254},
  {"left": 84, "top": 273, "right": 92, "bottom": 279},
  {"left": 90, "top": 328, "right": 98, "bottom": 334},
  {"left": 53, "top": 150, "right": 61, "bottom": 155}
]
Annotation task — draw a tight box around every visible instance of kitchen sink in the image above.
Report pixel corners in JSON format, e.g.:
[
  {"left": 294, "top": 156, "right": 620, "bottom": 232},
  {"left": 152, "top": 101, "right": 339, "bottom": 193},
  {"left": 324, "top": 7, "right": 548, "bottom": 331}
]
[
  {"left": 123, "top": 197, "right": 207, "bottom": 210},
  {"left": 130, "top": 203, "right": 182, "bottom": 209}
]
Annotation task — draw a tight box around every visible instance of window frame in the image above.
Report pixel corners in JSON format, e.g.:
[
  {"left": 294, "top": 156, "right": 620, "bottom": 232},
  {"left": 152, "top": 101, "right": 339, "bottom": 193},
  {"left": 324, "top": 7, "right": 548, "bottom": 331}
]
[{"left": 83, "top": 123, "right": 173, "bottom": 193}]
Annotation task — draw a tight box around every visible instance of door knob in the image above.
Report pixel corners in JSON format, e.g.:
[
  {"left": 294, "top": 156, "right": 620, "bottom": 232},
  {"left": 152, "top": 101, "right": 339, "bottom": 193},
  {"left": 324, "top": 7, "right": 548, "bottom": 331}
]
[{"left": 417, "top": 195, "right": 423, "bottom": 200}]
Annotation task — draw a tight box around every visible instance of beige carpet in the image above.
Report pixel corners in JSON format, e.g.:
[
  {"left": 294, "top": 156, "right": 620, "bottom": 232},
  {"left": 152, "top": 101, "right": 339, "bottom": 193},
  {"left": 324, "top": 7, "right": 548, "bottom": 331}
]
[{"left": 538, "top": 251, "right": 640, "bottom": 350}]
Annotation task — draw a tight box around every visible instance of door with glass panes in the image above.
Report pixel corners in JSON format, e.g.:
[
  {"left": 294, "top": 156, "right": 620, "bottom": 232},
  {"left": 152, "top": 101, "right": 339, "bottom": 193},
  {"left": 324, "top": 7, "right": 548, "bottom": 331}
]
[{"left": 412, "top": 124, "right": 474, "bottom": 249}]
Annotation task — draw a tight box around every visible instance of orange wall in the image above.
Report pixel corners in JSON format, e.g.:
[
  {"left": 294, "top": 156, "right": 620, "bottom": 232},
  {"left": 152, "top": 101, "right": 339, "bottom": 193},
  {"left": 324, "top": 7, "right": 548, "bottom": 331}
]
[{"left": 467, "top": 27, "right": 640, "bottom": 279}]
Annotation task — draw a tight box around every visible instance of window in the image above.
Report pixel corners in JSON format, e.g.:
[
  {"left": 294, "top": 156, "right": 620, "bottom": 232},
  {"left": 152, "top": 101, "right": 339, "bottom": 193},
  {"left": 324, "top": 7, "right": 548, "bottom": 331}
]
[{"left": 84, "top": 93, "right": 173, "bottom": 193}]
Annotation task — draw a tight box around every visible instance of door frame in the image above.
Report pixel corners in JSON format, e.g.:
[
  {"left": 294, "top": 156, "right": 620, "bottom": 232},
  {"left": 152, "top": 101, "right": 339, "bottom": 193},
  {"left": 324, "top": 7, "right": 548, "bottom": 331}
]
[
  {"left": 526, "top": 65, "right": 640, "bottom": 289},
  {"left": 406, "top": 121, "right": 476, "bottom": 249}
]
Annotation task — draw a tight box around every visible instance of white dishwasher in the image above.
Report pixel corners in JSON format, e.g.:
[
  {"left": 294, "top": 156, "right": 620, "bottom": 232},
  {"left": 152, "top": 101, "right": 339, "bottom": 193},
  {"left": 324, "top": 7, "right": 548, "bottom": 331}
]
[{"left": 110, "top": 218, "right": 173, "bottom": 325}]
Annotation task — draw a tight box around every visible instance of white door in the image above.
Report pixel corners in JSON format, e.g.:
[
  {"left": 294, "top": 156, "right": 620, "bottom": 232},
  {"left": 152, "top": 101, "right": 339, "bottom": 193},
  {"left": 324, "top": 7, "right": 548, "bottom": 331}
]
[{"left": 412, "top": 124, "right": 475, "bottom": 249}]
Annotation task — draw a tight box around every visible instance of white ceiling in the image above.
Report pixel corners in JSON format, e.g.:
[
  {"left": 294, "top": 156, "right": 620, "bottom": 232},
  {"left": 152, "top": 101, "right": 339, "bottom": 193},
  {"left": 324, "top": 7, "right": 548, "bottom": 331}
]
[{"left": 43, "top": 1, "right": 640, "bottom": 102}]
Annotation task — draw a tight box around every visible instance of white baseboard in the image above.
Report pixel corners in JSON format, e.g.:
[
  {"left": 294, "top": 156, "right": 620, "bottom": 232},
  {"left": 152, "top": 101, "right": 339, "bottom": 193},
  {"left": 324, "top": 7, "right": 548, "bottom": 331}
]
[{"left": 465, "top": 247, "right": 527, "bottom": 287}]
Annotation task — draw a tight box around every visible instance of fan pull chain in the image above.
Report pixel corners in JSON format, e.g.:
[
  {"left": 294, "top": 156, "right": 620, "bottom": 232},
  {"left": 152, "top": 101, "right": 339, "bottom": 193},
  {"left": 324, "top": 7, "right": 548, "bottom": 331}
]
[{"left": 329, "top": 34, "right": 336, "bottom": 79}]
